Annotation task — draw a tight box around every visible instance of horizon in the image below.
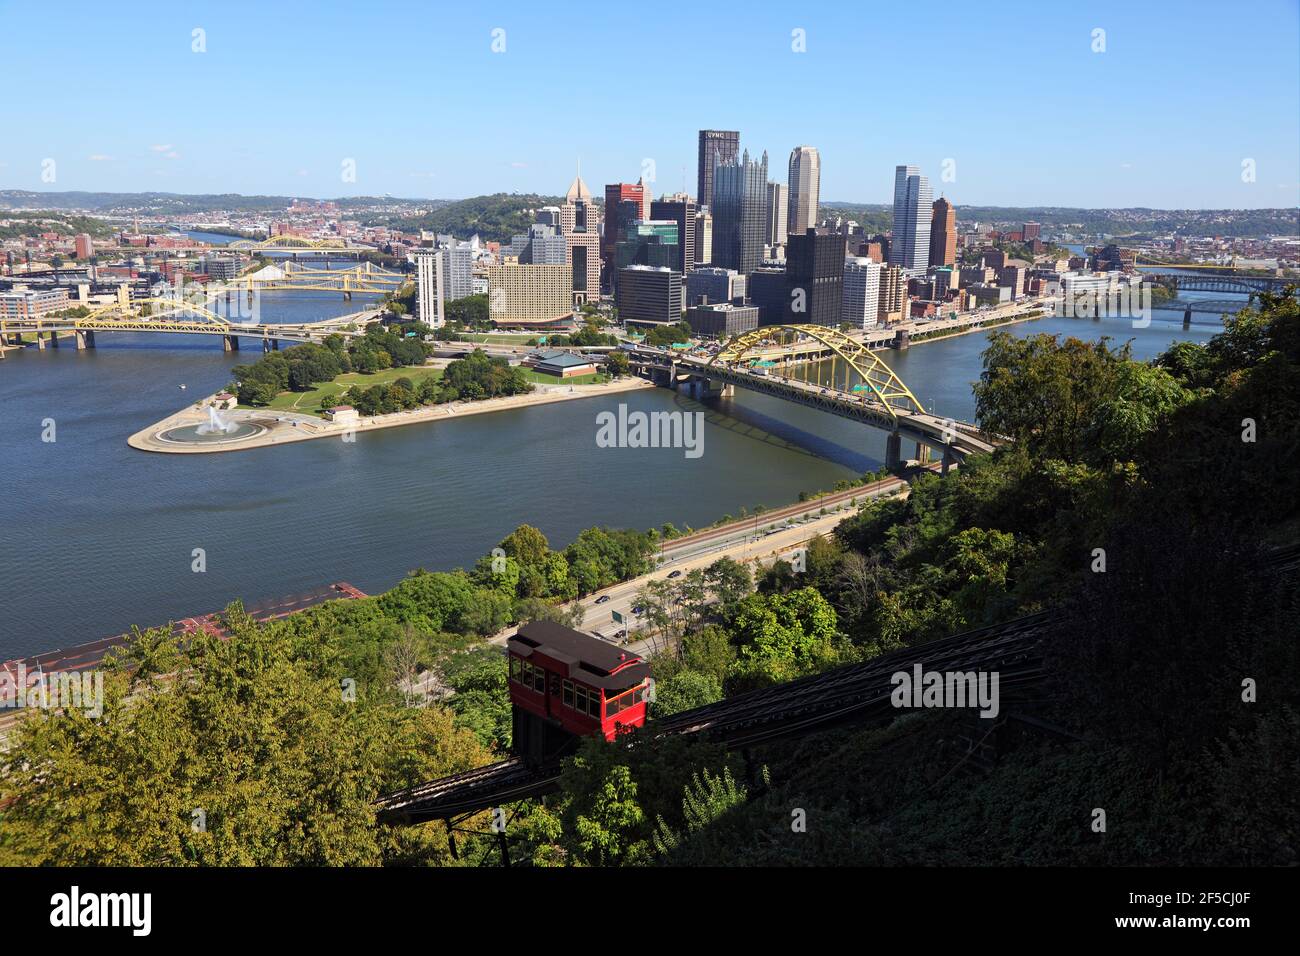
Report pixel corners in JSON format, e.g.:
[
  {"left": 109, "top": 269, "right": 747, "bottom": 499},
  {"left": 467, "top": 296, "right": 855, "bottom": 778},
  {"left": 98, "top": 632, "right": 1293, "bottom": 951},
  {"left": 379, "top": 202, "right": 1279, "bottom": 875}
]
[
  {"left": 0, "top": 0, "right": 1297, "bottom": 208},
  {"left": 2, "top": 187, "right": 1298, "bottom": 217}
]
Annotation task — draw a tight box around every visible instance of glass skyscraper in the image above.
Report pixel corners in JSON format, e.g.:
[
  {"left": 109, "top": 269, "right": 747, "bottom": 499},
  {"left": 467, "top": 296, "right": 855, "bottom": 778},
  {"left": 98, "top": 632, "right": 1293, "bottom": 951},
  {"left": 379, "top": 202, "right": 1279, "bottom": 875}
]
[
  {"left": 711, "top": 149, "right": 768, "bottom": 276},
  {"left": 888, "top": 165, "right": 933, "bottom": 274}
]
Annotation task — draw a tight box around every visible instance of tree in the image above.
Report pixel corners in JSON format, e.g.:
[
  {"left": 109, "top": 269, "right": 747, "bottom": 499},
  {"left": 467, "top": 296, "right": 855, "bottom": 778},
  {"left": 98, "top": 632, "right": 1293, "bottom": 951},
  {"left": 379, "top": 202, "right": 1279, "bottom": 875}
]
[
  {"left": 605, "top": 350, "right": 630, "bottom": 376},
  {"left": 653, "top": 670, "right": 722, "bottom": 717},
  {"left": 0, "top": 617, "right": 487, "bottom": 866},
  {"left": 729, "top": 587, "right": 841, "bottom": 688}
]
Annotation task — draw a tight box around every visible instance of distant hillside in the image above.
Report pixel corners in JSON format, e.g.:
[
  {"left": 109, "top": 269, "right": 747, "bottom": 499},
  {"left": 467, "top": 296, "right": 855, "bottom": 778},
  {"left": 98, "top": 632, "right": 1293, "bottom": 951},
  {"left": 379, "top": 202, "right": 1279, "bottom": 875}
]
[
  {"left": 821, "top": 202, "right": 1298, "bottom": 239},
  {"left": 381, "top": 193, "right": 566, "bottom": 243},
  {"left": 0, "top": 191, "right": 447, "bottom": 216}
]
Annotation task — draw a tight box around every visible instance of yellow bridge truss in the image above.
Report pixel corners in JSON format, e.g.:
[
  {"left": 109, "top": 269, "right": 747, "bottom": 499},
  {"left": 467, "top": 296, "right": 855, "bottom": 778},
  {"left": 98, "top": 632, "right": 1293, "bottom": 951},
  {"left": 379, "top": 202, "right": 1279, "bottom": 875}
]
[
  {"left": 224, "top": 262, "right": 409, "bottom": 295},
  {"left": 708, "top": 324, "right": 927, "bottom": 421},
  {"left": 228, "top": 235, "right": 353, "bottom": 251}
]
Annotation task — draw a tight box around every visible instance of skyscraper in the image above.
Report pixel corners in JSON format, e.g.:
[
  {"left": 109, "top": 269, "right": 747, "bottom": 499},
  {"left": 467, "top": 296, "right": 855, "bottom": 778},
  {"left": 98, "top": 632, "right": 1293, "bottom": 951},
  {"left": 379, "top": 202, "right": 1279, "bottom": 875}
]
[
  {"left": 413, "top": 248, "right": 445, "bottom": 328},
  {"left": 560, "top": 173, "right": 601, "bottom": 305},
  {"left": 842, "top": 257, "right": 882, "bottom": 331},
  {"left": 694, "top": 208, "right": 712, "bottom": 265},
  {"left": 764, "top": 182, "right": 789, "bottom": 247},
  {"left": 603, "top": 182, "right": 647, "bottom": 293},
  {"left": 650, "top": 195, "right": 696, "bottom": 277},
  {"left": 786, "top": 146, "right": 820, "bottom": 235},
  {"left": 697, "top": 129, "right": 739, "bottom": 210},
  {"left": 889, "top": 165, "right": 933, "bottom": 274},
  {"left": 711, "top": 148, "right": 768, "bottom": 276},
  {"left": 784, "top": 228, "right": 845, "bottom": 328},
  {"left": 929, "top": 197, "right": 956, "bottom": 268}
]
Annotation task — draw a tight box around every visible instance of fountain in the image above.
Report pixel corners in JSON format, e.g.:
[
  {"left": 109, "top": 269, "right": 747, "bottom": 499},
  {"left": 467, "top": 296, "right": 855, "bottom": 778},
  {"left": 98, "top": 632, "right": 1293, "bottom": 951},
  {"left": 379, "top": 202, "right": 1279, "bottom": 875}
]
[
  {"left": 156, "top": 403, "right": 265, "bottom": 446},
  {"left": 196, "top": 405, "right": 239, "bottom": 435}
]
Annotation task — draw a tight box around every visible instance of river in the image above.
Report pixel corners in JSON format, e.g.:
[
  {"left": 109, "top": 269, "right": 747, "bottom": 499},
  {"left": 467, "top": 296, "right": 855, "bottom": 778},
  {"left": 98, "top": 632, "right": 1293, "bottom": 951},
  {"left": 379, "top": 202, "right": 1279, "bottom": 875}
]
[{"left": 0, "top": 263, "right": 1234, "bottom": 658}]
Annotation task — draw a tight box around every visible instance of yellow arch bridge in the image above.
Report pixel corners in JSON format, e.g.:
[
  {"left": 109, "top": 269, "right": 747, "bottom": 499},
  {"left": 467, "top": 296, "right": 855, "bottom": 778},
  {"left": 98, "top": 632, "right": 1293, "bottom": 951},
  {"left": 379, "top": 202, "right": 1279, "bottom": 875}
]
[
  {"left": 636, "top": 324, "right": 997, "bottom": 469},
  {"left": 0, "top": 299, "right": 380, "bottom": 357},
  {"left": 224, "top": 261, "right": 409, "bottom": 298}
]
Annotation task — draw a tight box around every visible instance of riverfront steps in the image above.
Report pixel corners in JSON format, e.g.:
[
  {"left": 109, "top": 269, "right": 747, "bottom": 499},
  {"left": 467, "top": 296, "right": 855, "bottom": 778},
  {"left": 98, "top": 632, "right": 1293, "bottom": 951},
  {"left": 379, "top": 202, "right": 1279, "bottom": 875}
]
[{"left": 128, "top": 376, "right": 656, "bottom": 454}]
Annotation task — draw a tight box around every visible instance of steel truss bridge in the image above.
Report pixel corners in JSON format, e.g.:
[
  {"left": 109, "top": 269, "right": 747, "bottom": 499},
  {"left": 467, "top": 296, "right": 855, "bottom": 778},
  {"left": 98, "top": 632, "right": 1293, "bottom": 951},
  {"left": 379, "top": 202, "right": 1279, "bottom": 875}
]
[
  {"left": 0, "top": 299, "right": 379, "bottom": 355},
  {"left": 635, "top": 325, "right": 997, "bottom": 469},
  {"left": 1143, "top": 272, "right": 1296, "bottom": 295},
  {"left": 227, "top": 235, "right": 363, "bottom": 254},
  {"left": 376, "top": 542, "right": 1300, "bottom": 830},
  {"left": 225, "top": 261, "right": 409, "bottom": 297}
]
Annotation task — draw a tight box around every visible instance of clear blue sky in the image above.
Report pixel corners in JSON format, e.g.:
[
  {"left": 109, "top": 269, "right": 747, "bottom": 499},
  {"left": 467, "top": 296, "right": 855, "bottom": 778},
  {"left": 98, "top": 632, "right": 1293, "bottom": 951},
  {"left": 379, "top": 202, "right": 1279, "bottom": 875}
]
[{"left": 1, "top": 0, "right": 1297, "bottom": 208}]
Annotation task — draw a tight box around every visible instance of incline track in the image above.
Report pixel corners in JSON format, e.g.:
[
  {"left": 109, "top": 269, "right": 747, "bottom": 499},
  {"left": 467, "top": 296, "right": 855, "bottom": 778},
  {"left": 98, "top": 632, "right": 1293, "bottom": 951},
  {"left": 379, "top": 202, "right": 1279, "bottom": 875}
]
[{"left": 376, "top": 542, "right": 1300, "bottom": 825}]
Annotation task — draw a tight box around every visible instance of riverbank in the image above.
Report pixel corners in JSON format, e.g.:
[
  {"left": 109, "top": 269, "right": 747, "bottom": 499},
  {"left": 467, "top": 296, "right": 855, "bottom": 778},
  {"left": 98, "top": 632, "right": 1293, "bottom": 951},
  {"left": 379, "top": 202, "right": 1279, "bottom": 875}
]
[{"left": 127, "top": 375, "right": 656, "bottom": 454}]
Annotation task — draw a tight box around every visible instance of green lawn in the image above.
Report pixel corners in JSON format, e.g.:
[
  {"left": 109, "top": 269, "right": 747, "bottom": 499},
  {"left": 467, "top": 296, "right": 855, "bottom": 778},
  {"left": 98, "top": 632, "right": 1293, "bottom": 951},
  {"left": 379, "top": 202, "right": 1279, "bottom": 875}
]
[
  {"left": 518, "top": 369, "right": 605, "bottom": 386},
  {"left": 249, "top": 365, "right": 444, "bottom": 415}
]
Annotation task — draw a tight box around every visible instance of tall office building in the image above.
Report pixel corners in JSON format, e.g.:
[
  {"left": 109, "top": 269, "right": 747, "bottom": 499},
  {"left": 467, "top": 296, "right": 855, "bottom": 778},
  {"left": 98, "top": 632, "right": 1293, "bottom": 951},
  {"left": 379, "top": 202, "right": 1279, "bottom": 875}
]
[
  {"left": 413, "top": 248, "right": 445, "bottom": 328},
  {"left": 436, "top": 239, "right": 476, "bottom": 301},
  {"left": 560, "top": 173, "right": 602, "bottom": 304},
  {"left": 615, "top": 220, "right": 679, "bottom": 270},
  {"left": 711, "top": 148, "right": 768, "bottom": 276},
  {"left": 928, "top": 197, "right": 957, "bottom": 268},
  {"left": 786, "top": 146, "right": 820, "bottom": 235},
  {"left": 888, "top": 165, "right": 933, "bottom": 274},
  {"left": 694, "top": 209, "right": 712, "bottom": 265},
  {"left": 842, "top": 257, "right": 883, "bottom": 330},
  {"left": 650, "top": 195, "right": 696, "bottom": 276},
  {"left": 764, "top": 182, "right": 789, "bottom": 247},
  {"left": 602, "top": 182, "right": 648, "bottom": 292},
  {"left": 697, "top": 129, "right": 739, "bottom": 210},
  {"left": 877, "top": 264, "right": 907, "bottom": 325},
  {"left": 784, "top": 228, "right": 845, "bottom": 328},
  {"left": 617, "top": 265, "right": 683, "bottom": 327},
  {"left": 685, "top": 266, "right": 745, "bottom": 307}
]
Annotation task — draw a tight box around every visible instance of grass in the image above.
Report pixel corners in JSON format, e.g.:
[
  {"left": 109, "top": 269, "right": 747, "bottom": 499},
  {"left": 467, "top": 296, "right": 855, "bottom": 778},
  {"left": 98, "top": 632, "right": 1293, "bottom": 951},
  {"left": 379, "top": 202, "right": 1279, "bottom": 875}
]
[
  {"left": 517, "top": 369, "right": 605, "bottom": 386},
  {"left": 248, "top": 364, "right": 444, "bottom": 415},
  {"left": 461, "top": 332, "right": 539, "bottom": 344}
]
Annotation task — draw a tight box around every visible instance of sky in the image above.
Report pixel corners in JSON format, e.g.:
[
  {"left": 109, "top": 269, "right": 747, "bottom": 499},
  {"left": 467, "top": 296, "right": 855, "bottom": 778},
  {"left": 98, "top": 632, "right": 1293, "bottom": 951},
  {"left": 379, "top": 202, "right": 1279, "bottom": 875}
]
[{"left": 1, "top": 0, "right": 1297, "bottom": 209}]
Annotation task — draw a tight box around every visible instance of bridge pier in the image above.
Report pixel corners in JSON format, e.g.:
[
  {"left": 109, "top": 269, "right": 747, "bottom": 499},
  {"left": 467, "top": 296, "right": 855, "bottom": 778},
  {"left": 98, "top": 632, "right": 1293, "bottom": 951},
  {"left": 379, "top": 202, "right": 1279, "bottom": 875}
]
[
  {"left": 262, "top": 338, "right": 280, "bottom": 352},
  {"left": 916, "top": 442, "right": 931, "bottom": 464},
  {"left": 223, "top": 334, "right": 240, "bottom": 352},
  {"left": 48, "top": 330, "right": 60, "bottom": 348},
  {"left": 885, "top": 432, "right": 903, "bottom": 471},
  {"left": 941, "top": 446, "right": 956, "bottom": 476},
  {"left": 892, "top": 328, "right": 910, "bottom": 350},
  {"left": 36, "top": 332, "right": 46, "bottom": 350},
  {"left": 1183, "top": 307, "right": 1192, "bottom": 329},
  {"left": 75, "top": 330, "right": 95, "bottom": 350}
]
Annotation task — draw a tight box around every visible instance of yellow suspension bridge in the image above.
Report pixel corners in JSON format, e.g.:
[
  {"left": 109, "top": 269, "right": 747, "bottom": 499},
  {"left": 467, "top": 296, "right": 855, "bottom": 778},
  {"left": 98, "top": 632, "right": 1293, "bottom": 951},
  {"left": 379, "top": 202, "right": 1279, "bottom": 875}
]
[
  {"left": 0, "top": 295, "right": 381, "bottom": 358},
  {"left": 225, "top": 261, "right": 410, "bottom": 298}
]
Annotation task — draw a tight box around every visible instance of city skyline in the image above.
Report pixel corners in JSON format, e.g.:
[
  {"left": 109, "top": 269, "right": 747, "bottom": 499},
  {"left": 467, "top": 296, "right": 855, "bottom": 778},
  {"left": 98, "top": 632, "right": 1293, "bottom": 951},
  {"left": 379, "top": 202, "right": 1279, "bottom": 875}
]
[{"left": 0, "top": 1, "right": 1297, "bottom": 208}]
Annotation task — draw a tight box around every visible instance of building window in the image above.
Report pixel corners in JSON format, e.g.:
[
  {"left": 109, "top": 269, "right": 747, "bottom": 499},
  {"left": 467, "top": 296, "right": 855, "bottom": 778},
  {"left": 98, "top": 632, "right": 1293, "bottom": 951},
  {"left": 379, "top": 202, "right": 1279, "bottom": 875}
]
[
  {"left": 574, "top": 685, "right": 587, "bottom": 714},
  {"left": 532, "top": 667, "right": 546, "bottom": 694},
  {"left": 510, "top": 657, "right": 521, "bottom": 682},
  {"left": 563, "top": 680, "right": 573, "bottom": 709},
  {"left": 588, "top": 692, "right": 601, "bottom": 718}
]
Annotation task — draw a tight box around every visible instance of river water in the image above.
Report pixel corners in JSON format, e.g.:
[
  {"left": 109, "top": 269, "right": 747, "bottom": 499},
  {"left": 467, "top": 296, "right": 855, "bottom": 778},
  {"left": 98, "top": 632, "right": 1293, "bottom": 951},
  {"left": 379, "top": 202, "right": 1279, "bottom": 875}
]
[{"left": 0, "top": 258, "right": 1233, "bottom": 657}]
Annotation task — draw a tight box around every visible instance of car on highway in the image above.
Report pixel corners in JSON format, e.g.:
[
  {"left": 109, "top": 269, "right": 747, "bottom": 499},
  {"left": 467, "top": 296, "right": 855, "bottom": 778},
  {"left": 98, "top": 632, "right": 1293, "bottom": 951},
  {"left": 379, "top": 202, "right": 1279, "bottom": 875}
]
[
  {"left": 666, "top": 569, "right": 682, "bottom": 579},
  {"left": 594, "top": 594, "right": 611, "bottom": 604},
  {"left": 631, "top": 604, "right": 645, "bottom": 615}
]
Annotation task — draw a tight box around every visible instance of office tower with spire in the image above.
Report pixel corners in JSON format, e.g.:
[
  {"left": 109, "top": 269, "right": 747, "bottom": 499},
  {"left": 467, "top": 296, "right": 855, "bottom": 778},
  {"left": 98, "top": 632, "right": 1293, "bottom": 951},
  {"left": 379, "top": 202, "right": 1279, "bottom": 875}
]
[
  {"left": 889, "top": 165, "right": 933, "bottom": 274},
  {"left": 697, "top": 129, "right": 739, "bottom": 210},
  {"left": 786, "top": 146, "right": 820, "bottom": 235},
  {"left": 765, "top": 181, "right": 789, "bottom": 247},
  {"left": 560, "top": 168, "right": 601, "bottom": 304},
  {"left": 929, "top": 197, "right": 956, "bottom": 267},
  {"left": 711, "top": 148, "right": 768, "bottom": 276}
]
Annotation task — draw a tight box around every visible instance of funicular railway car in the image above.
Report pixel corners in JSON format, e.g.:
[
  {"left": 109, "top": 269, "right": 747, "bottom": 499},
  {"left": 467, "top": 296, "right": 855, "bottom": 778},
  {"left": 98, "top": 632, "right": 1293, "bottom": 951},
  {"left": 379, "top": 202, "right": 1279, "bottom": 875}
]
[{"left": 507, "top": 620, "right": 651, "bottom": 765}]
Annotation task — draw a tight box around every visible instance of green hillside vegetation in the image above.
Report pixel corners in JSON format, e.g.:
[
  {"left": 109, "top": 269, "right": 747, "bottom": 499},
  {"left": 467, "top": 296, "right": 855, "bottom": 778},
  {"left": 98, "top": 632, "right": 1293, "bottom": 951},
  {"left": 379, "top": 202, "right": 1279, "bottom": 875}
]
[
  {"left": 390, "top": 193, "right": 565, "bottom": 243},
  {"left": 1, "top": 290, "right": 1295, "bottom": 866}
]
